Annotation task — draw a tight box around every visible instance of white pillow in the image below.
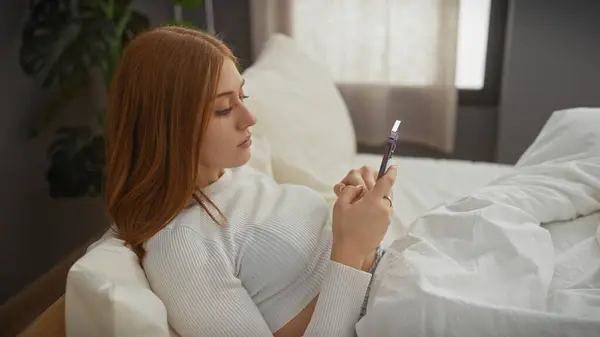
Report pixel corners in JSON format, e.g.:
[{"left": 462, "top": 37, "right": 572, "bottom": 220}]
[
  {"left": 65, "top": 234, "right": 178, "bottom": 337},
  {"left": 513, "top": 107, "right": 600, "bottom": 248},
  {"left": 516, "top": 107, "right": 600, "bottom": 167},
  {"left": 246, "top": 133, "right": 274, "bottom": 177},
  {"left": 243, "top": 34, "right": 356, "bottom": 197}
]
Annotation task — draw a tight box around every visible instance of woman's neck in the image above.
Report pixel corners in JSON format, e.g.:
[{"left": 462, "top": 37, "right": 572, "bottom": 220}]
[
  {"left": 196, "top": 166, "right": 225, "bottom": 189},
  {"left": 187, "top": 166, "right": 225, "bottom": 209}
]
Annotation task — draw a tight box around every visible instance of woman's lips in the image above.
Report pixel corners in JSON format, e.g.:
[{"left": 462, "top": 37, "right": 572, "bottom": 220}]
[{"left": 239, "top": 135, "right": 252, "bottom": 148}]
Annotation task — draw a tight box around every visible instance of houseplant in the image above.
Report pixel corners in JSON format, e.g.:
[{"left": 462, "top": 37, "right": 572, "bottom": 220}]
[{"left": 20, "top": 0, "right": 202, "bottom": 198}]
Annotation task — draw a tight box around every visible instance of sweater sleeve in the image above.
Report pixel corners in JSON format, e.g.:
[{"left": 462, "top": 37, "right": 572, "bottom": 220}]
[
  {"left": 144, "top": 226, "right": 371, "bottom": 337},
  {"left": 303, "top": 260, "right": 372, "bottom": 337}
]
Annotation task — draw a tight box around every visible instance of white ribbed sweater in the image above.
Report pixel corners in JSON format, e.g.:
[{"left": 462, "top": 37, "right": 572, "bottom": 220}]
[{"left": 143, "top": 166, "right": 371, "bottom": 337}]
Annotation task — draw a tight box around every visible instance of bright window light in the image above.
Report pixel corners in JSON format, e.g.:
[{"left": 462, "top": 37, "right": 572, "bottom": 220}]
[{"left": 455, "top": 0, "right": 492, "bottom": 90}]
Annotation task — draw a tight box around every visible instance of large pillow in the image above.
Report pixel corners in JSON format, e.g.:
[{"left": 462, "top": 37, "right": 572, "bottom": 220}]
[
  {"left": 514, "top": 107, "right": 600, "bottom": 248},
  {"left": 516, "top": 107, "right": 600, "bottom": 167},
  {"left": 246, "top": 133, "right": 274, "bottom": 177},
  {"left": 243, "top": 34, "right": 356, "bottom": 201},
  {"left": 65, "top": 233, "right": 178, "bottom": 337}
]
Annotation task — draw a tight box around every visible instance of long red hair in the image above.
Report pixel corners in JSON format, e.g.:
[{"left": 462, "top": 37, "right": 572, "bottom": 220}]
[{"left": 104, "top": 26, "right": 233, "bottom": 261}]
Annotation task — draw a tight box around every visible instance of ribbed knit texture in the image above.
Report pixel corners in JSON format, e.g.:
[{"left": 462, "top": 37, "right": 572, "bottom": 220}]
[{"left": 143, "top": 166, "right": 371, "bottom": 336}]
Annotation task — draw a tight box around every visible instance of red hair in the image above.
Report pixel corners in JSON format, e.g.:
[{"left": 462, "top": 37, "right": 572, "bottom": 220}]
[{"left": 104, "top": 26, "right": 233, "bottom": 261}]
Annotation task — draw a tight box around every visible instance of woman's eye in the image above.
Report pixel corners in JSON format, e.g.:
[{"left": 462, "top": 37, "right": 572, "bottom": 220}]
[
  {"left": 216, "top": 107, "right": 233, "bottom": 116},
  {"left": 216, "top": 95, "right": 249, "bottom": 116}
]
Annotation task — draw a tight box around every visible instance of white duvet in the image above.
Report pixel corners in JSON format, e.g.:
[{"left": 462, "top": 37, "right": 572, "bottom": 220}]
[{"left": 356, "top": 108, "right": 600, "bottom": 337}]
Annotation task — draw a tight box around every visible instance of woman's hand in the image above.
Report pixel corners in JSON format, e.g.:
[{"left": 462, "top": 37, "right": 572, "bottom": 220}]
[
  {"left": 330, "top": 166, "right": 397, "bottom": 271},
  {"left": 334, "top": 166, "right": 378, "bottom": 198}
]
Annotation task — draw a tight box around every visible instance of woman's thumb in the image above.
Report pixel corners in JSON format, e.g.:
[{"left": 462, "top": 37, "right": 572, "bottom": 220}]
[
  {"left": 337, "top": 185, "right": 363, "bottom": 204},
  {"left": 334, "top": 183, "right": 346, "bottom": 196}
]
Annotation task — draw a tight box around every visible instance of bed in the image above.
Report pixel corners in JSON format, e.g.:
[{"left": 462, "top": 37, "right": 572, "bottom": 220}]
[
  {"left": 356, "top": 106, "right": 600, "bottom": 336},
  {"left": 352, "top": 155, "right": 513, "bottom": 247},
  {"left": 61, "top": 34, "right": 600, "bottom": 337}
]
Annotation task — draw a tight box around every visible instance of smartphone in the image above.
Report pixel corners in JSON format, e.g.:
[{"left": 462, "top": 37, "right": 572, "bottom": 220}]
[{"left": 377, "top": 120, "right": 401, "bottom": 179}]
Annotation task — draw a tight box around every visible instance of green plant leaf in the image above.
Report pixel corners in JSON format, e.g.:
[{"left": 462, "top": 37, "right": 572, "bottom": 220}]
[
  {"left": 122, "top": 10, "right": 150, "bottom": 45},
  {"left": 20, "top": 0, "right": 117, "bottom": 88},
  {"left": 29, "top": 72, "right": 90, "bottom": 137},
  {"left": 20, "top": 0, "right": 151, "bottom": 197},
  {"left": 46, "top": 126, "right": 106, "bottom": 198},
  {"left": 113, "top": 0, "right": 135, "bottom": 18},
  {"left": 171, "top": 0, "right": 203, "bottom": 9},
  {"left": 164, "top": 19, "right": 198, "bottom": 29}
]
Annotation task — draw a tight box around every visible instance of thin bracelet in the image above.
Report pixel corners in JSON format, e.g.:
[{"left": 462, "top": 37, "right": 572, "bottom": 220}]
[
  {"left": 360, "top": 246, "right": 386, "bottom": 319},
  {"left": 368, "top": 246, "right": 386, "bottom": 274}
]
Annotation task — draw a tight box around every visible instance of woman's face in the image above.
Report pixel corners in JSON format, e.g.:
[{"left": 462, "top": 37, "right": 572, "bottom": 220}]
[{"left": 198, "top": 59, "right": 257, "bottom": 170}]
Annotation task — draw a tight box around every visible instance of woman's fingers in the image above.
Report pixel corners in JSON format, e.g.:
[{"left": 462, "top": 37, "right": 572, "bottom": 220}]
[
  {"left": 338, "top": 170, "right": 364, "bottom": 193},
  {"left": 370, "top": 166, "right": 398, "bottom": 199},
  {"left": 336, "top": 166, "right": 380, "bottom": 197},
  {"left": 334, "top": 183, "right": 346, "bottom": 196},
  {"left": 360, "top": 166, "right": 377, "bottom": 191},
  {"left": 335, "top": 185, "right": 364, "bottom": 206},
  {"left": 343, "top": 169, "right": 363, "bottom": 185}
]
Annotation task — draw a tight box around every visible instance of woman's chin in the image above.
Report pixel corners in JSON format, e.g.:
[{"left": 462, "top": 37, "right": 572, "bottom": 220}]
[{"left": 228, "top": 149, "right": 251, "bottom": 168}]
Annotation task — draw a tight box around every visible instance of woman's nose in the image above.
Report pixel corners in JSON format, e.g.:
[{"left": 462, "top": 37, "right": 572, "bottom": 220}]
[
  {"left": 239, "top": 105, "right": 257, "bottom": 128},
  {"left": 248, "top": 113, "right": 257, "bottom": 127}
]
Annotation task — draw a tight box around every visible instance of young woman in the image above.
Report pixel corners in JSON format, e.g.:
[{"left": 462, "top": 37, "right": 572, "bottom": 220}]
[{"left": 105, "top": 26, "right": 397, "bottom": 337}]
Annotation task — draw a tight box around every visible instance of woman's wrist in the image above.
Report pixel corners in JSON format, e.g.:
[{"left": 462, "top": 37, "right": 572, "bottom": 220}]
[
  {"left": 330, "top": 243, "right": 366, "bottom": 271},
  {"left": 360, "top": 249, "right": 378, "bottom": 272}
]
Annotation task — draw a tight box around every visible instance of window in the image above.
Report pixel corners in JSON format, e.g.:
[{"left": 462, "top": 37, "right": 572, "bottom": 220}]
[
  {"left": 458, "top": 0, "right": 509, "bottom": 105},
  {"left": 290, "top": 0, "right": 508, "bottom": 106},
  {"left": 455, "top": 0, "right": 492, "bottom": 90}
]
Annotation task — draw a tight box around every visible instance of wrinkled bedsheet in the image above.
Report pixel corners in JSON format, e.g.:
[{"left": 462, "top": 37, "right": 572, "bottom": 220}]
[{"left": 357, "top": 108, "right": 600, "bottom": 337}]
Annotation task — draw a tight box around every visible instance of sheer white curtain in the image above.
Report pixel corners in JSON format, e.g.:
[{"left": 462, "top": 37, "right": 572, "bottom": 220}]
[{"left": 249, "top": 0, "right": 460, "bottom": 153}]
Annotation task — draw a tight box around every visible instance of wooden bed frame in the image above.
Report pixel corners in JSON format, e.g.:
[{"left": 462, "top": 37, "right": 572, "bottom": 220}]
[
  {"left": 0, "top": 234, "right": 101, "bottom": 337},
  {"left": 17, "top": 297, "right": 65, "bottom": 337}
]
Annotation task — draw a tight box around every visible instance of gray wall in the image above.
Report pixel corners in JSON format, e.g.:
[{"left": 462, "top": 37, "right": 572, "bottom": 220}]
[
  {"left": 394, "top": 0, "right": 600, "bottom": 164},
  {"left": 0, "top": 0, "right": 174, "bottom": 304},
  {"left": 497, "top": 0, "right": 600, "bottom": 164},
  {"left": 454, "top": 106, "right": 498, "bottom": 161},
  {"left": 0, "top": 0, "right": 251, "bottom": 306},
  {"left": 0, "top": 0, "right": 106, "bottom": 304}
]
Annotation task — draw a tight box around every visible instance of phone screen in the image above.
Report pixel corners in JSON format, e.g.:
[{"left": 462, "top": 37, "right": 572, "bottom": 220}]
[{"left": 377, "top": 120, "right": 401, "bottom": 179}]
